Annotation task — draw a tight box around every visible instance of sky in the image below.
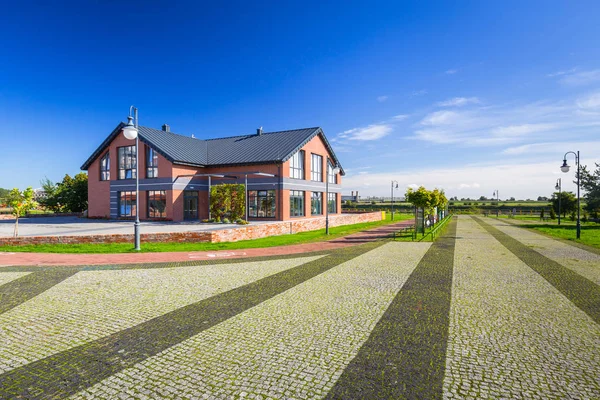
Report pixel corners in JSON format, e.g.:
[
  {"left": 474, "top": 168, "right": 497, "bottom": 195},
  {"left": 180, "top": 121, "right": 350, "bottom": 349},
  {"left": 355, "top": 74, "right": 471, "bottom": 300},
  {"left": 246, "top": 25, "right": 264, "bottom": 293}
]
[{"left": 1, "top": 1, "right": 600, "bottom": 200}]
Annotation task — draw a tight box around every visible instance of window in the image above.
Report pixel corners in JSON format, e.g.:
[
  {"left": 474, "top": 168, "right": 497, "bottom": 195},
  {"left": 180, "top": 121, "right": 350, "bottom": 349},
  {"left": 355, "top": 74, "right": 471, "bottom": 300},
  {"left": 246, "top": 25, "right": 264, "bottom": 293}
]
[
  {"left": 100, "top": 152, "right": 110, "bottom": 181},
  {"left": 311, "top": 192, "right": 322, "bottom": 215},
  {"left": 118, "top": 191, "right": 136, "bottom": 217},
  {"left": 311, "top": 154, "right": 323, "bottom": 182},
  {"left": 290, "top": 190, "right": 305, "bottom": 217},
  {"left": 146, "top": 147, "right": 159, "bottom": 178},
  {"left": 118, "top": 146, "right": 136, "bottom": 180},
  {"left": 328, "top": 160, "right": 337, "bottom": 184},
  {"left": 328, "top": 192, "right": 337, "bottom": 213},
  {"left": 290, "top": 150, "right": 305, "bottom": 179},
  {"left": 147, "top": 191, "right": 166, "bottom": 218},
  {"left": 248, "top": 190, "right": 276, "bottom": 218}
]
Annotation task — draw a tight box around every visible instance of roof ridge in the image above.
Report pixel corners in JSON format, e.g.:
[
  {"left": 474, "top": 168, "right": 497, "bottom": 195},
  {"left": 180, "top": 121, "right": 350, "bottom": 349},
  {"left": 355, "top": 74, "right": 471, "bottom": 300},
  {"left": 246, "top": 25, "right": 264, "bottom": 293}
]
[{"left": 204, "top": 127, "right": 320, "bottom": 141}]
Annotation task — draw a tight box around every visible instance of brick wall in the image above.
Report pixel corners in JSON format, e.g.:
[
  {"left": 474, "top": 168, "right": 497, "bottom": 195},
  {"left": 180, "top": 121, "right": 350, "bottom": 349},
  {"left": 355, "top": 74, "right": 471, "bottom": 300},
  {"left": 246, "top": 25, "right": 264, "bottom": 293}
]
[{"left": 0, "top": 212, "right": 383, "bottom": 246}]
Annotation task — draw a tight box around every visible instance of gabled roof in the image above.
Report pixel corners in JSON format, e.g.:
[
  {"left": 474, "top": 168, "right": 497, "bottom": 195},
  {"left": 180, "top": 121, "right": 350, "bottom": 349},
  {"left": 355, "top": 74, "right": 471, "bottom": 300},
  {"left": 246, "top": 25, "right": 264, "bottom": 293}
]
[{"left": 81, "top": 124, "right": 345, "bottom": 174}]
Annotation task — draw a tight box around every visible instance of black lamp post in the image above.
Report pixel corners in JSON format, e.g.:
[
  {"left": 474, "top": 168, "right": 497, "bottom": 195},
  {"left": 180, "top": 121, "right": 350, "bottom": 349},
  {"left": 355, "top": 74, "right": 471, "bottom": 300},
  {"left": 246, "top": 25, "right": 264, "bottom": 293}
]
[
  {"left": 555, "top": 178, "right": 561, "bottom": 226},
  {"left": 391, "top": 180, "right": 398, "bottom": 220},
  {"left": 560, "top": 151, "right": 580, "bottom": 239},
  {"left": 122, "top": 106, "right": 141, "bottom": 251}
]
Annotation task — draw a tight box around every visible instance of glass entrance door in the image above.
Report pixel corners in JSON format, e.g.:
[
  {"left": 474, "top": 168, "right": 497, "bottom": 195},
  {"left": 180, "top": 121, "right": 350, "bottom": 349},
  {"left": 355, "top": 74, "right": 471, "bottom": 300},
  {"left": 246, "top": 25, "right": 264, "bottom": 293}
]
[{"left": 183, "top": 191, "right": 199, "bottom": 220}]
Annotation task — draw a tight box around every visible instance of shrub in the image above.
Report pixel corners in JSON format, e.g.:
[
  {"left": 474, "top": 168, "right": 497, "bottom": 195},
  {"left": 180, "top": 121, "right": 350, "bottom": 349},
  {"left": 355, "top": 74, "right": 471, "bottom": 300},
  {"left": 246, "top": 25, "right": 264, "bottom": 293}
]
[
  {"left": 236, "top": 219, "right": 249, "bottom": 225},
  {"left": 550, "top": 208, "right": 556, "bottom": 219},
  {"left": 222, "top": 218, "right": 230, "bottom": 224},
  {"left": 201, "top": 218, "right": 215, "bottom": 223}
]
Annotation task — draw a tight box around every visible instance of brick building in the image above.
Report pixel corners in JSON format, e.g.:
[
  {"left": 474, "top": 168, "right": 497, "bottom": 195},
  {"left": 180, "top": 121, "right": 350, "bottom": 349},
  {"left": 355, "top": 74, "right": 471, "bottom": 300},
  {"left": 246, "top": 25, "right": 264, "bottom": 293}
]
[{"left": 81, "top": 123, "right": 343, "bottom": 222}]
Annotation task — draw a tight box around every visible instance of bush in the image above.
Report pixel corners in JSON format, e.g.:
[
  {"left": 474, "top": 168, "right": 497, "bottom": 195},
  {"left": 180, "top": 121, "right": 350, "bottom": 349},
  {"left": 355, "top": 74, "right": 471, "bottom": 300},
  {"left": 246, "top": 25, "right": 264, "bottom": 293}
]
[
  {"left": 582, "top": 212, "right": 588, "bottom": 223},
  {"left": 201, "top": 218, "right": 215, "bottom": 223},
  {"left": 236, "top": 219, "right": 249, "bottom": 225},
  {"left": 222, "top": 218, "right": 230, "bottom": 224},
  {"left": 550, "top": 208, "right": 556, "bottom": 219}
]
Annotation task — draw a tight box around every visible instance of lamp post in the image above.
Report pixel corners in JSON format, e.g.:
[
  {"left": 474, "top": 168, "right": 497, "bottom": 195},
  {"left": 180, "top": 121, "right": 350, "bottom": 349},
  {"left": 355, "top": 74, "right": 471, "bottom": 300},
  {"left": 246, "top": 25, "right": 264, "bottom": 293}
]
[
  {"left": 555, "top": 178, "right": 561, "bottom": 226},
  {"left": 122, "top": 106, "right": 141, "bottom": 251},
  {"left": 391, "top": 180, "right": 399, "bottom": 220},
  {"left": 493, "top": 190, "right": 499, "bottom": 217},
  {"left": 326, "top": 161, "right": 340, "bottom": 234},
  {"left": 561, "top": 151, "right": 580, "bottom": 239}
]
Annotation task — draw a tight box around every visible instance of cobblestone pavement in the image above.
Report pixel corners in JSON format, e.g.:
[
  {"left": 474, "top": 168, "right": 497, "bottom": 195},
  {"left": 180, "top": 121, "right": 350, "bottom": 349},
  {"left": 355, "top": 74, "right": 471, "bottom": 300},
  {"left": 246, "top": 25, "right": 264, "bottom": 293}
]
[
  {"left": 483, "top": 217, "right": 600, "bottom": 285},
  {"left": 71, "top": 242, "right": 431, "bottom": 399},
  {"left": 0, "top": 256, "right": 323, "bottom": 373},
  {"left": 444, "top": 216, "right": 600, "bottom": 399},
  {"left": 0, "top": 216, "right": 599, "bottom": 399}
]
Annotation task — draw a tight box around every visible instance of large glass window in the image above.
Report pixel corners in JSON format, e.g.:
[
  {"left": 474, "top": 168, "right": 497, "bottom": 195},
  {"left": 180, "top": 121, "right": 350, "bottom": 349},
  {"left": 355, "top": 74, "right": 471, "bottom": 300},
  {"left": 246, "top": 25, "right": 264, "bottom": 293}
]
[
  {"left": 311, "top": 154, "right": 323, "bottom": 182},
  {"left": 328, "top": 160, "right": 337, "bottom": 184},
  {"left": 118, "top": 191, "right": 136, "bottom": 217},
  {"left": 289, "top": 150, "right": 305, "bottom": 179},
  {"left": 100, "top": 152, "right": 110, "bottom": 181},
  {"left": 147, "top": 190, "right": 166, "bottom": 218},
  {"left": 328, "top": 192, "right": 337, "bottom": 213},
  {"left": 118, "top": 146, "right": 136, "bottom": 180},
  {"left": 248, "top": 190, "right": 276, "bottom": 218},
  {"left": 311, "top": 192, "right": 322, "bottom": 215},
  {"left": 290, "top": 190, "right": 305, "bottom": 217},
  {"left": 146, "top": 147, "right": 159, "bottom": 178}
]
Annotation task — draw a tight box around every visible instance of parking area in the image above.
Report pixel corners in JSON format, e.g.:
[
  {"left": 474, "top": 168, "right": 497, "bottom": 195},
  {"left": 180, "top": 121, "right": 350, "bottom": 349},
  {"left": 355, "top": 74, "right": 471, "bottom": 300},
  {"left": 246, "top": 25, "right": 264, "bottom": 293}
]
[
  {"left": 0, "top": 216, "right": 598, "bottom": 399},
  {"left": 0, "top": 216, "right": 271, "bottom": 237}
]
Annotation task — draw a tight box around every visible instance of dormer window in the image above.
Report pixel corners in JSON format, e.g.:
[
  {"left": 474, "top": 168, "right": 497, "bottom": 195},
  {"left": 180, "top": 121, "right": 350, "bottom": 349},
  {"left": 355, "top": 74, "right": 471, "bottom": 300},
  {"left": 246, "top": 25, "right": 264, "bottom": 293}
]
[{"left": 100, "top": 152, "right": 110, "bottom": 181}]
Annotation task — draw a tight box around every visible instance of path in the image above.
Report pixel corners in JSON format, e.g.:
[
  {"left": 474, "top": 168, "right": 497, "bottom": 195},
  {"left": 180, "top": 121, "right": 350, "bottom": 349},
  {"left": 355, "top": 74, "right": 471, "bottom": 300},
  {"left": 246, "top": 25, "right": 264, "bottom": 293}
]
[
  {"left": 0, "top": 219, "right": 414, "bottom": 267},
  {"left": 0, "top": 215, "right": 598, "bottom": 399}
]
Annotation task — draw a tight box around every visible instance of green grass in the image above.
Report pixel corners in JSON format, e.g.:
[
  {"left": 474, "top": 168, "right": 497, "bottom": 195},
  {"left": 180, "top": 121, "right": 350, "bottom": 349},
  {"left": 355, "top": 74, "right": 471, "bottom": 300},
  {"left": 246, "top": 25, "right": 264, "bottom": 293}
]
[
  {"left": 0, "top": 213, "right": 413, "bottom": 254},
  {"left": 523, "top": 224, "right": 600, "bottom": 250}
]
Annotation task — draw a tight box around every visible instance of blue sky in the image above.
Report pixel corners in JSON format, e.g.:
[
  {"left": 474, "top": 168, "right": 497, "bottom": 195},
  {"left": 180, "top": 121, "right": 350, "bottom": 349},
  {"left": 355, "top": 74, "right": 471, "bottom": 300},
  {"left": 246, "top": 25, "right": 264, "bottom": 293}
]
[{"left": 1, "top": 1, "right": 599, "bottom": 200}]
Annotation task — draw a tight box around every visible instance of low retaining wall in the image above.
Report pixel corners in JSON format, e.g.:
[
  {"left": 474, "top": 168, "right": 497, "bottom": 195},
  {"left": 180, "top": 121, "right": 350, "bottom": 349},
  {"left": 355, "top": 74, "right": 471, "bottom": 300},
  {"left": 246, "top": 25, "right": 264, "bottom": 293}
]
[{"left": 0, "top": 212, "right": 384, "bottom": 246}]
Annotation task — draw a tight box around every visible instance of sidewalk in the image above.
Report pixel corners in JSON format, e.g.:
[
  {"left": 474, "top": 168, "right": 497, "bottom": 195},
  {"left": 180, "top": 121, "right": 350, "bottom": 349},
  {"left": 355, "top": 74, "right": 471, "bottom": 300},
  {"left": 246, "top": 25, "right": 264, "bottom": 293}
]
[{"left": 0, "top": 220, "right": 414, "bottom": 267}]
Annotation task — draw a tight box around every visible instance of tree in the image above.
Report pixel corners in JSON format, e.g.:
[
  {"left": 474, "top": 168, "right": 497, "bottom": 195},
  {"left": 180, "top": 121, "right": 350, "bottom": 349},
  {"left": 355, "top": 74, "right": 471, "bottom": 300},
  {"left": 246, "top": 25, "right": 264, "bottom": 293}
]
[
  {"left": 6, "top": 187, "right": 37, "bottom": 237},
  {"left": 209, "top": 183, "right": 245, "bottom": 222},
  {"left": 479, "top": 196, "right": 488, "bottom": 201},
  {"left": 549, "top": 191, "right": 577, "bottom": 218},
  {"left": 578, "top": 163, "right": 600, "bottom": 215},
  {"left": 0, "top": 187, "right": 10, "bottom": 199},
  {"left": 40, "top": 173, "right": 88, "bottom": 212},
  {"left": 537, "top": 196, "right": 548, "bottom": 201}
]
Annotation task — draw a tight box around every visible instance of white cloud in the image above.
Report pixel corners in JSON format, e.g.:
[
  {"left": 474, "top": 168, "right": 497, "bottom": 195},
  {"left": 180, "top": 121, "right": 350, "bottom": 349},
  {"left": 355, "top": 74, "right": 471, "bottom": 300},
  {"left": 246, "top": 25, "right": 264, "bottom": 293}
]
[
  {"left": 577, "top": 91, "right": 600, "bottom": 110},
  {"left": 503, "top": 140, "right": 600, "bottom": 156},
  {"left": 420, "top": 110, "right": 463, "bottom": 126},
  {"left": 437, "top": 97, "right": 480, "bottom": 107},
  {"left": 458, "top": 183, "right": 481, "bottom": 189},
  {"left": 445, "top": 69, "right": 458, "bottom": 75},
  {"left": 392, "top": 114, "right": 409, "bottom": 121},
  {"left": 377, "top": 95, "right": 389, "bottom": 103},
  {"left": 558, "top": 69, "right": 600, "bottom": 86},
  {"left": 339, "top": 124, "right": 393, "bottom": 141},
  {"left": 491, "top": 123, "right": 556, "bottom": 137},
  {"left": 547, "top": 67, "right": 577, "bottom": 77}
]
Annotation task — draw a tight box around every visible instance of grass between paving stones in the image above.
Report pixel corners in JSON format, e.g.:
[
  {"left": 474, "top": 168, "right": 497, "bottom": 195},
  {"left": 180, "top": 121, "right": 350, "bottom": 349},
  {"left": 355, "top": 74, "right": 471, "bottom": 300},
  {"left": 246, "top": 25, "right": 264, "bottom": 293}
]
[
  {"left": 0, "top": 213, "right": 413, "bottom": 254},
  {"left": 325, "top": 217, "right": 457, "bottom": 400},
  {"left": 0, "top": 241, "right": 384, "bottom": 399},
  {"left": 474, "top": 217, "right": 600, "bottom": 325}
]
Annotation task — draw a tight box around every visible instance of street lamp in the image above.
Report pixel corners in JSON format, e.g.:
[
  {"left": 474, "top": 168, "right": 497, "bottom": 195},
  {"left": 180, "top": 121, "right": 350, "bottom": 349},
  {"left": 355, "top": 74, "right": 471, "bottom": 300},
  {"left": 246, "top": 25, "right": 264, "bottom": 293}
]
[
  {"left": 122, "top": 106, "right": 141, "bottom": 251},
  {"left": 561, "top": 151, "right": 581, "bottom": 239},
  {"left": 555, "top": 178, "right": 561, "bottom": 225},
  {"left": 326, "top": 161, "right": 340, "bottom": 234},
  {"left": 391, "top": 180, "right": 399, "bottom": 220},
  {"left": 493, "top": 190, "right": 499, "bottom": 217}
]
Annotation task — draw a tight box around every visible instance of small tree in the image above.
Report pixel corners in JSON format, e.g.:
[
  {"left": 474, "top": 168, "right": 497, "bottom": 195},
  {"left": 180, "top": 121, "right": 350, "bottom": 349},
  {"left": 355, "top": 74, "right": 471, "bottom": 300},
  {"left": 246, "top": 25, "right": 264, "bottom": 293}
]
[{"left": 6, "top": 187, "right": 37, "bottom": 237}]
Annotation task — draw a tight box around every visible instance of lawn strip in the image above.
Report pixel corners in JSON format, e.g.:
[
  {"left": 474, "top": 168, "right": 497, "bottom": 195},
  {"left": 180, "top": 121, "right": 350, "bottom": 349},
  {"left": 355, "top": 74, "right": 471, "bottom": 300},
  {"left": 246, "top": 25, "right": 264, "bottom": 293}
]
[
  {"left": 0, "top": 241, "right": 383, "bottom": 399},
  {"left": 325, "top": 217, "right": 457, "bottom": 400},
  {"left": 474, "top": 217, "right": 600, "bottom": 324},
  {"left": 0, "top": 268, "right": 79, "bottom": 314}
]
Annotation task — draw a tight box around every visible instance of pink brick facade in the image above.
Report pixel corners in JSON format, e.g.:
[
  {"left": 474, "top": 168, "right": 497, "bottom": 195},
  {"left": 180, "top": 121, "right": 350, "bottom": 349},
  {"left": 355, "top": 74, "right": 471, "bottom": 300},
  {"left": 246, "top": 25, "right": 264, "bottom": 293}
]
[
  {"left": 0, "top": 212, "right": 383, "bottom": 247},
  {"left": 85, "top": 126, "right": 342, "bottom": 222}
]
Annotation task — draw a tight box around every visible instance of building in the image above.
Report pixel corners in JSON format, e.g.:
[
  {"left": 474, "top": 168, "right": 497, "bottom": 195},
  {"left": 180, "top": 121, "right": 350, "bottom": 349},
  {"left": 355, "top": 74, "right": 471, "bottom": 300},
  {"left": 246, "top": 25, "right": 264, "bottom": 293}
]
[{"left": 81, "top": 123, "right": 343, "bottom": 222}]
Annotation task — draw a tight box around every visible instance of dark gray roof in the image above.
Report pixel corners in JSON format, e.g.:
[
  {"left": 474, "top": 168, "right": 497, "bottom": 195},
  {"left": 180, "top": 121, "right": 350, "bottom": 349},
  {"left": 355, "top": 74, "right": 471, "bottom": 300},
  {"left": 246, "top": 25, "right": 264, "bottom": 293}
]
[{"left": 81, "top": 124, "right": 345, "bottom": 174}]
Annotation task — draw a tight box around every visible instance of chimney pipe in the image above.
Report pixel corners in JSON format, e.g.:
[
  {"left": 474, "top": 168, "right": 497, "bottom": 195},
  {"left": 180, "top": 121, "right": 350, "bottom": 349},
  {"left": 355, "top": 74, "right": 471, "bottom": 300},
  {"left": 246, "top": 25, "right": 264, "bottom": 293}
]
[
  {"left": 162, "top": 124, "right": 170, "bottom": 132},
  {"left": 257, "top": 126, "right": 263, "bottom": 135}
]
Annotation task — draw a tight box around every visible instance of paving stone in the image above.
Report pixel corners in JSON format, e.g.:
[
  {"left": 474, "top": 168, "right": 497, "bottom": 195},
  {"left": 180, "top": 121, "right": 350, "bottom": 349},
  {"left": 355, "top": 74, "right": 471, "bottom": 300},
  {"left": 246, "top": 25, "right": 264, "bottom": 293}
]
[
  {"left": 443, "top": 216, "right": 600, "bottom": 399},
  {"left": 70, "top": 242, "right": 431, "bottom": 399},
  {"left": 0, "top": 256, "right": 322, "bottom": 373},
  {"left": 0, "top": 271, "right": 31, "bottom": 286}
]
